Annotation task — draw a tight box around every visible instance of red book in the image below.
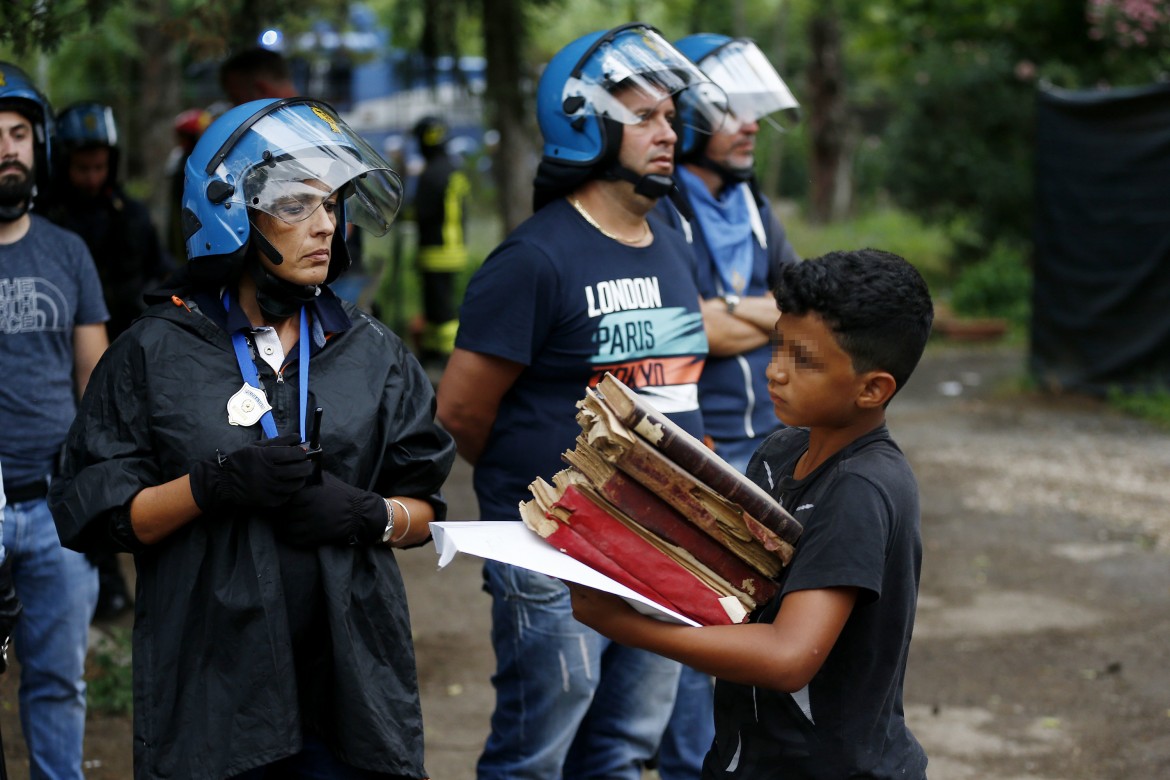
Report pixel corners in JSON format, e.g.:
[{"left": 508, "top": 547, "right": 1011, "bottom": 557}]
[
  {"left": 520, "top": 498, "right": 690, "bottom": 620},
  {"left": 548, "top": 486, "right": 745, "bottom": 626},
  {"left": 575, "top": 468, "right": 778, "bottom": 608}
]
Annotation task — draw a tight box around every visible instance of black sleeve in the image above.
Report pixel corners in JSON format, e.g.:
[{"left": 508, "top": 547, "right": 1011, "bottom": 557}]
[
  {"left": 372, "top": 328, "right": 457, "bottom": 545},
  {"left": 780, "top": 471, "right": 891, "bottom": 604},
  {"left": 49, "top": 333, "right": 162, "bottom": 554}
]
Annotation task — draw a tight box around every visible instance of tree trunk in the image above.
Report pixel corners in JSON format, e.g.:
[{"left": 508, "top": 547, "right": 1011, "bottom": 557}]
[
  {"left": 806, "top": 7, "right": 846, "bottom": 224},
  {"left": 760, "top": 0, "right": 789, "bottom": 200},
  {"left": 128, "top": 0, "right": 184, "bottom": 232},
  {"left": 482, "top": 0, "right": 535, "bottom": 235}
]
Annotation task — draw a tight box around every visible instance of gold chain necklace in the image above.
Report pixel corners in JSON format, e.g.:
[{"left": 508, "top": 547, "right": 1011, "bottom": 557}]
[{"left": 570, "top": 198, "right": 650, "bottom": 246}]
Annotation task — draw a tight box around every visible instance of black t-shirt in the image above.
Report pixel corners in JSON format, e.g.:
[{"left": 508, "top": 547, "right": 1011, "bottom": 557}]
[{"left": 703, "top": 425, "right": 928, "bottom": 780}]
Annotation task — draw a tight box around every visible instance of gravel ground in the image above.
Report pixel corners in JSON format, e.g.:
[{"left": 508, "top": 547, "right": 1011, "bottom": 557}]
[{"left": 3, "top": 341, "right": 1169, "bottom": 779}]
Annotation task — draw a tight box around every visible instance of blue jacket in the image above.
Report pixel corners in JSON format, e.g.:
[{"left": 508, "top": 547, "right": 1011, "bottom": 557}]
[{"left": 652, "top": 176, "right": 797, "bottom": 443}]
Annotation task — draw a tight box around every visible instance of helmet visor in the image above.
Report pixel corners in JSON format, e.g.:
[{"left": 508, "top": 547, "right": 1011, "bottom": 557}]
[
  {"left": 564, "top": 25, "right": 730, "bottom": 133},
  {"left": 221, "top": 103, "right": 402, "bottom": 236},
  {"left": 700, "top": 40, "right": 800, "bottom": 131}
]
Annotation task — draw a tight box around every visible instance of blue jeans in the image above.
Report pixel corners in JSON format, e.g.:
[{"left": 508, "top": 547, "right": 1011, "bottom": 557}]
[
  {"left": 656, "top": 435, "right": 761, "bottom": 778},
  {"left": 655, "top": 665, "right": 714, "bottom": 780},
  {"left": 477, "top": 561, "right": 681, "bottom": 780},
  {"left": 5, "top": 496, "right": 98, "bottom": 780}
]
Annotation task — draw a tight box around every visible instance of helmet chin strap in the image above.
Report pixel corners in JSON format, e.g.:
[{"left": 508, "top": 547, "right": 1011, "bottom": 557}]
[
  {"left": 605, "top": 165, "right": 676, "bottom": 200},
  {"left": 248, "top": 222, "right": 320, "bottom": 322}
]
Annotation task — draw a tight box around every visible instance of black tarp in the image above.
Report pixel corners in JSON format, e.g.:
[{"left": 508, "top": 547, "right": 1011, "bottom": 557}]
[{"left": 1031, "top": 83, "right": 1170, "bottom": 394}]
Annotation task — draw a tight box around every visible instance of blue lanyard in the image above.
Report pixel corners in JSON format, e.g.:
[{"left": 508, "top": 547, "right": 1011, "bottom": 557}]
[{"left": 223, "top": 291, "right": 310, "bottom": 441}]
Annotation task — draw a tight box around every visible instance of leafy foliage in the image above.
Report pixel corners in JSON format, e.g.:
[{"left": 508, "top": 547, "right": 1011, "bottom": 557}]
[
  {"left": 1107, "top": 385, "right": 1170, "bottom": 429},
  {"left": 949, "top": 240, "right": 1031, "bottom": 324},
  {"left": 0, "top": 0, "right": 119, "bottom": 54},
  {"left": 782, "top": 205, "right": 952, "bottom": 292},
  {"left": 1087, "top": 0, "right": 1170, "bottom": 80},
  {"left": 882, "top": 41, "right": 1036, "bottom": 261},
  {"left": 1088, "top": 0, "right": 1170, "bottom": 49}
]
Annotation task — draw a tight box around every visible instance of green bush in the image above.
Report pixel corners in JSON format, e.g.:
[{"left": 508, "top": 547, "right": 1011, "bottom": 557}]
[
  {"left": 882, "top": 41, "right": 1035, "bottom": 269},
  {"left": 1107, "top": 386, "right": 1170, "bottom": 429},
  {"left": 950, "top": 240, "right": 1031, "bottom": 325},
  {"left": 781, "top": 206, "right": 953, "bottom": 292}
]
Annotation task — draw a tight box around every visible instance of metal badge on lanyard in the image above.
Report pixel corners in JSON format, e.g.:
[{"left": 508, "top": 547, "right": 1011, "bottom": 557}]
[{"left": 222, "top": 291, "right": 310, "bottom": 441}]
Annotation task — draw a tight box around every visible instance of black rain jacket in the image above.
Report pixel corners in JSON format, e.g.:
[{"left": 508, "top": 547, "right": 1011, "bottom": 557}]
[{"left": 50, "top": 285, "right": 455, "bottom": 779}]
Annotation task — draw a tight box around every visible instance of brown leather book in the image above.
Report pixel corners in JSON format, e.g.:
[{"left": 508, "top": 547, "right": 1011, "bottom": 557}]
[
  {"left": 573, "top": 391, "right": 796, "bottom": 571},
  {"left": 595, "top": 373, "right": 803, "bottom": 549}
]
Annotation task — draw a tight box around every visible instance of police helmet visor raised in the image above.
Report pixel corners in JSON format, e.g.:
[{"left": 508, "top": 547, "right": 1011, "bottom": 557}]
[
  {"left": 699, "top": 39, "right": 799, "bottom": 132},
  {"left": 563, "top": 25, "right": 729, "bottom": 134}
]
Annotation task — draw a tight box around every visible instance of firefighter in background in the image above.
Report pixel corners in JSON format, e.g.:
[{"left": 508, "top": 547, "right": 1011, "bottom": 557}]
[{"left": 411, "top": 115, "right": 469, "bottom": 373}]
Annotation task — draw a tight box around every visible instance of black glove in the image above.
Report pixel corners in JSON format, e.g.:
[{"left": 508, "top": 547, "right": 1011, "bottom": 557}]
[
  {"left": 273, "top": 472, "right": 387, "bottom": 548},
  {"left": 189, "top": 434, "right": 314, "bottom": 513}
]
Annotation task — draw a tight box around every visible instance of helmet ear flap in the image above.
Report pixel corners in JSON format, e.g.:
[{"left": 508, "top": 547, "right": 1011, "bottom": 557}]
[
  {"left": 598, "top": 116, "right": 624, "bottom": 169},
  {"left": 325, "top": 191, "right": 351, "bottom": 284},
  {"left": 675, "top": 92, "right": 714, "bottom": 162}
]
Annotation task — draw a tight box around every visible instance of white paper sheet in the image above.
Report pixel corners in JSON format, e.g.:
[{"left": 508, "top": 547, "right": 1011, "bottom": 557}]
[{"left": 431, "top": 520, "right": 700, "bottom": 626}]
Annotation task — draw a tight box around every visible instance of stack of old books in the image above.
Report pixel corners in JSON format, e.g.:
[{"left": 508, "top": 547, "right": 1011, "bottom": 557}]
[{"left": 520, "top": 373, "right": 803, "bottom": 626}]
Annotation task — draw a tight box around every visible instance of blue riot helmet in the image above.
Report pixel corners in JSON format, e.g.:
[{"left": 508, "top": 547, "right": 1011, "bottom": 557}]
[
  {"left": 538, "top": 23, "right": 727, "bottom": 164},
  {"left": 533, "top": 22, "right": 728, "bottom": 209},
  {"left": 56, "top": 102, "right": 118, "bottom": 149},
  {"left": 674, "top": 35, "right": 800, "bottom": 162},
  {"left": 0, "top": 61, "right": 54, "bottom": 219},
  {"left": 182, "top": 98, "right": 402, "bottom": 294},
  {"left": 55, "top": 102, "right": 120, "bottom": 191}
]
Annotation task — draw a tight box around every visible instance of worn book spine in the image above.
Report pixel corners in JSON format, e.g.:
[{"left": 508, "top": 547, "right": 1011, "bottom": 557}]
[
  {"left": 553, "top": 486, "right": 743, "bottom": 626},
  {"left": 584, "top": 468, "right": 779, "bottom": 605},
  {"left": 596, "top": 373, "right": 803, "bottom": 548},
  {"left": 572, "top": 432, "right": 788, "bottom": 575}
]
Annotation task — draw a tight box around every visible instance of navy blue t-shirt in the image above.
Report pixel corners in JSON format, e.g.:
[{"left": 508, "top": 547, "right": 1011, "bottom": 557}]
[
  {"left": 652, "top": 173, "right": 796, "bottom": 444},
  {"left": 457, "top": 198, "right": 708, "bottom": 522}
]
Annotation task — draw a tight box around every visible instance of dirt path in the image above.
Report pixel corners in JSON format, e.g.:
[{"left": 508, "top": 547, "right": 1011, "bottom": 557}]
[{"left": 3, "top": 342, "right": 1168, "bottom": 779}]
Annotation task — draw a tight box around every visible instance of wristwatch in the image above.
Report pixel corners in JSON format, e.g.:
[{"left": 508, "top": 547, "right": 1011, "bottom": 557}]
[{"left": 722, "top": 294, "right": 741, "bottom": 314}]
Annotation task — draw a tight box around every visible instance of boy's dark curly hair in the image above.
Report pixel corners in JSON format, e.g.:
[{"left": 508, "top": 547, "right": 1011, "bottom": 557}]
[{"left": 773, "top": 249, "right": 934, "bottom": 396}]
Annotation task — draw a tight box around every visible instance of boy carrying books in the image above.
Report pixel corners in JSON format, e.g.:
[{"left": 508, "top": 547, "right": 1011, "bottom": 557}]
[{"left": 567, "top": 248, "right": 933, "bottom": 779}]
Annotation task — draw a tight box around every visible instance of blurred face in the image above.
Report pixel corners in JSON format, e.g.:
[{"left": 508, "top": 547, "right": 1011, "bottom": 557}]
[
  {"left": 222, "top": 72, "right": 297, "bottom": 106},
  {"left": 67, "top": 146, "right": 111, "bottom": 197},
  {"left": 765, "top": 311, "right": 864, "bottom": 429},
  {"left": 704, "top": 115, "right": 759, "bottom": 174},
  {"left": 0, "top": 110, "right": 35, "bottom": 188},
  {"left": 614, "top": 87, "right": 677, "bottom": 180},
  {"left": 251, "top": 179, "right": 338, "bottom": 287}
]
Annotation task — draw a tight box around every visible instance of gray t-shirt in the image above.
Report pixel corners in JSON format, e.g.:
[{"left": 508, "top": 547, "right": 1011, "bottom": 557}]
[{"left": 0, "top": 215, "right": 108, "bottom": 485}]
